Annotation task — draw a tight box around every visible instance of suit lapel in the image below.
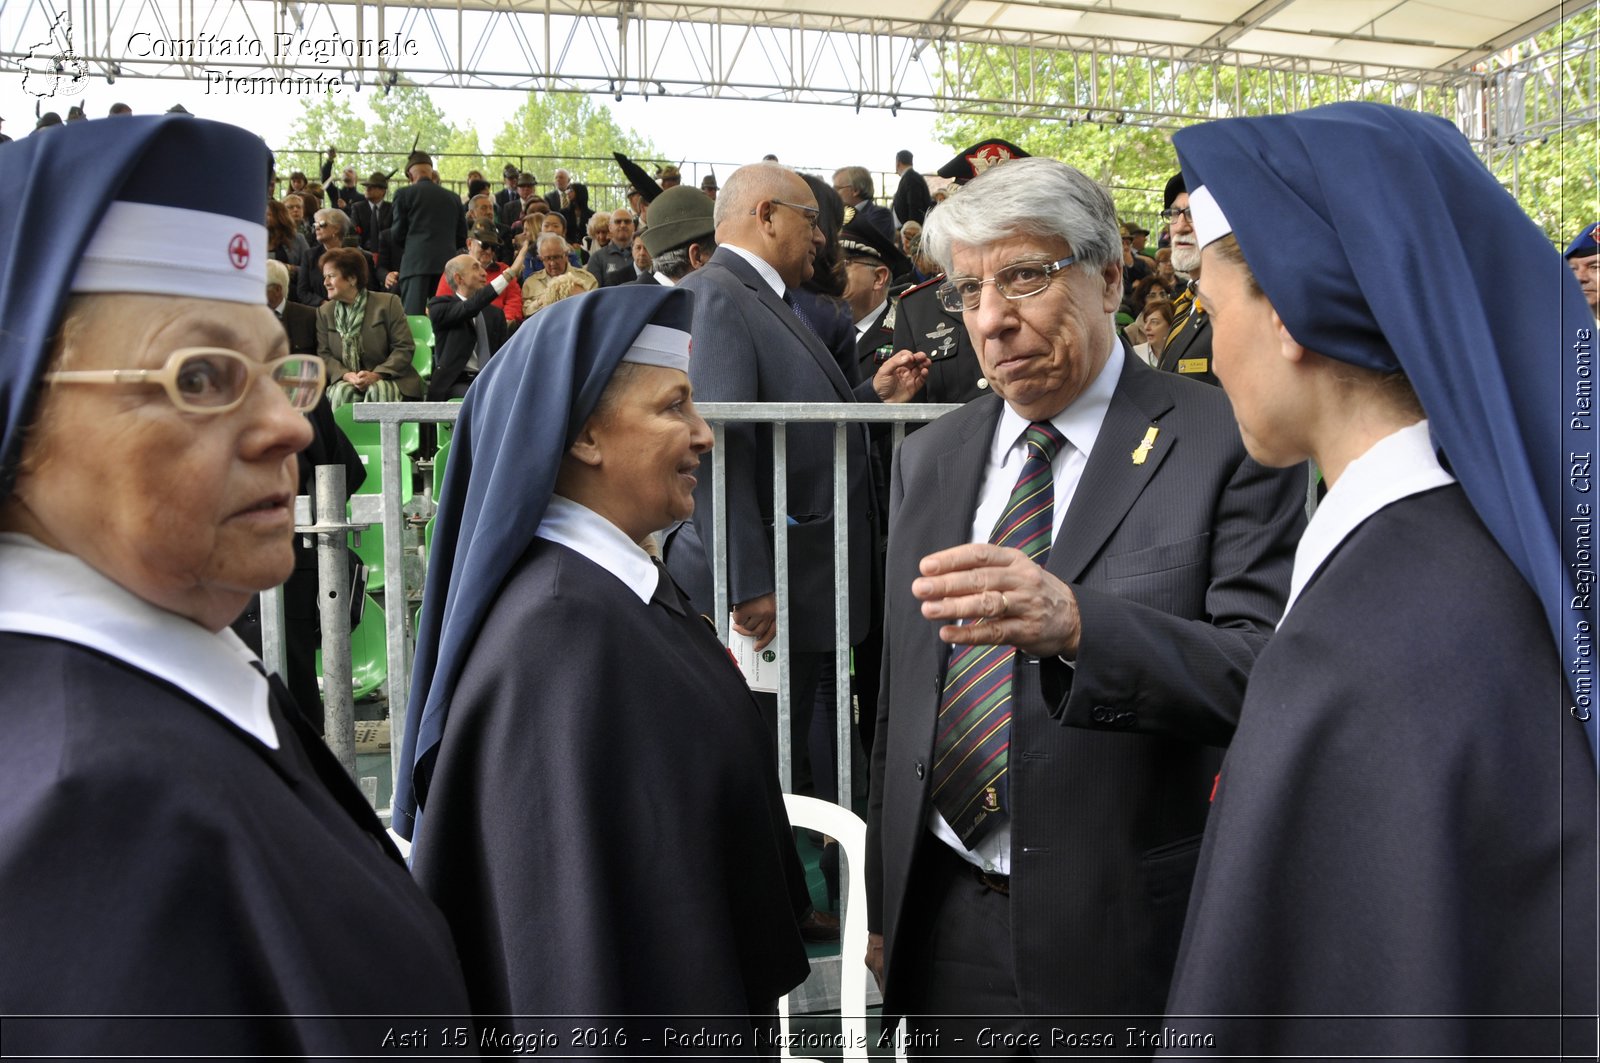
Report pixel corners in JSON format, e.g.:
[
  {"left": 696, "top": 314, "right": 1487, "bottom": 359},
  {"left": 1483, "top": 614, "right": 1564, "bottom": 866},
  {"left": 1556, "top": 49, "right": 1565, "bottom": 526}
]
[{"left": 1048, "top": 356, "right": 1178, "bottom": 584}]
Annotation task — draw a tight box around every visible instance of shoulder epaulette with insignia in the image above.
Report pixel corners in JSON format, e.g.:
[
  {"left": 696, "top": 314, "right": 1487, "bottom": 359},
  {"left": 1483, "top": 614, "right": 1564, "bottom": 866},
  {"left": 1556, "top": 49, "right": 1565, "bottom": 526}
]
[{"left": 898, "top": 273, "right": 946, "bottom": 298}]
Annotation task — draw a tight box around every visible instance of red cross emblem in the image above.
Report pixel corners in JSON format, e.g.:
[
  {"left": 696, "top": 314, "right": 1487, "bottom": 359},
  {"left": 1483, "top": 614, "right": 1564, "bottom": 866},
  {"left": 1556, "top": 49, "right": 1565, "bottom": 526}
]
[{"left": 228, "top": 234, "right": 250, "bottom": 270}]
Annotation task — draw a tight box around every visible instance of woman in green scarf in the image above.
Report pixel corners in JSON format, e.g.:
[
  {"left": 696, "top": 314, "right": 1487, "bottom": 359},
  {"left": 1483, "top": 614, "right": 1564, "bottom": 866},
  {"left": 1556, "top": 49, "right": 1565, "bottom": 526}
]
[{"left": 315, "top": 247, "right": 421, "bottom": 409}]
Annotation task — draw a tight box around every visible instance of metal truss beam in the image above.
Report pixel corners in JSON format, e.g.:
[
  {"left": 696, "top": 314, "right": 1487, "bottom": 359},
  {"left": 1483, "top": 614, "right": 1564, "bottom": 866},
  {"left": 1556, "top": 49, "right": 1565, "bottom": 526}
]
[{"left": 1, "top": 0, "right": 1590, "bottom": 155}]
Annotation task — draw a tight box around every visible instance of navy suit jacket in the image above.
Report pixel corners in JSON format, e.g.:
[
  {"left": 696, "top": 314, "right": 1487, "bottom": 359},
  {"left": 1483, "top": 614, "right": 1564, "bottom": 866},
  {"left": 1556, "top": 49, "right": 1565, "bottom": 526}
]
[
  {"left": 868, "top": 355, "right": 1305, "bottom": 1024},
  {"left": 669, "top": 248, "right": 878, "bottom": 651}
]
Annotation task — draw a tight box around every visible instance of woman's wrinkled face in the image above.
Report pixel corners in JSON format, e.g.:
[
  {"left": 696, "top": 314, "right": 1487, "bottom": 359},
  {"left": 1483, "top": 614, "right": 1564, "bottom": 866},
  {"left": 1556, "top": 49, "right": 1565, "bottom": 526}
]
[
  {"left": 582, "top": 365, "right": 713, "bottom": 543},
  {"left": 6, "top": 295, "right": 313, "bottom": 631}
]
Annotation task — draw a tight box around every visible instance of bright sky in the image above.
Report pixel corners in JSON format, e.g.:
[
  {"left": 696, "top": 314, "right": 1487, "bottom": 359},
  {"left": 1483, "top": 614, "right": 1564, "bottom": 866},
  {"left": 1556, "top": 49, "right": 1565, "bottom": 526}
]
[{"left": 0, "top": 75, "right": 957, "bottom": 183}]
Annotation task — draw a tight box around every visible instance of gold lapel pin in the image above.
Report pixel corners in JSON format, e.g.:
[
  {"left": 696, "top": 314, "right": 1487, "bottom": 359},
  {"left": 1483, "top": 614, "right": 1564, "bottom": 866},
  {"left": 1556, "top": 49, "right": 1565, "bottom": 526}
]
[{"left": 1131, "top": 425, "right": 1159, "bottom": 465}]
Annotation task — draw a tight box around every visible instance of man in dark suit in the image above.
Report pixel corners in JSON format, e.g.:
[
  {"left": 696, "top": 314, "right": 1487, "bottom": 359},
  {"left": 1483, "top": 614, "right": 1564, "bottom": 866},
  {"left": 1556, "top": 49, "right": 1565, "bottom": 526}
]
[
  {"left": 1156, "top": 173, "right": 1217, "bottom": 386},
  {"left": 833, "top": 166, "right": 894, "bottom": 241},
  {"left": 669, "top": 163, "right": 927, "bottom": 791},
  {"left": 266, "top": 260, "right": 317, "bottom": 354},
  {"left": 543, "top": 168, "right": 591, "bottom": 244},
  {"left": 390, "top": 151, "right": 468, "bottom": 314},
  {"left": 493, "top": 164, "right": 521, "bottom": 220},
  {"left": 891, "top": 150, "right": 931, "bottom": 227},
  {"left": 590, "top": 208, "right": 639, "bottom": 286},
  {"left": 349, "top": 172, "right": 393, "bottom": 261},
  {"left": 427, "top": 241, "right": 526, "bottom": 401},
  {"left": 865, "top": 157, "right": 1305, "bottom": 1051}
]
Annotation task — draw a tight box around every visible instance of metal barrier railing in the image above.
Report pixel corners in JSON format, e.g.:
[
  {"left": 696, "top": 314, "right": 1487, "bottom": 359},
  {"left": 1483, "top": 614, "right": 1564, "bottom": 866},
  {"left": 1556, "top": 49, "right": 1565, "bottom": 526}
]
[{"left": 263, "top": 399, "right": 961, "bottom": 813}]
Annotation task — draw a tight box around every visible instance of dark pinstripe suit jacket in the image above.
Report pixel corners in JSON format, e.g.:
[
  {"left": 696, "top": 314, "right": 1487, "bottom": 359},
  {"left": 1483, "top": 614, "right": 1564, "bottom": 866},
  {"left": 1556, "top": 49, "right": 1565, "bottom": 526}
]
[
  {"left": 669, "top": 248, "right": 878, "bottom": 651},
  {"left": 867, "top": 353, "right": 1305, "bottom": 1023}
]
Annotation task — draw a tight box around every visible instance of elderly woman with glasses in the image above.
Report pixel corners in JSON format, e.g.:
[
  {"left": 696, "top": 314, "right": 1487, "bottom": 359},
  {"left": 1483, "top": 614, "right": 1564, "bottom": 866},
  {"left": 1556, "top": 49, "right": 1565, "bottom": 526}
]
[
  {"left": 0, "top": 116, "right": 471, "bottom": 1056},
  {"left": 1148, "top": 103, "right": 1598, "bottom": 1055}
]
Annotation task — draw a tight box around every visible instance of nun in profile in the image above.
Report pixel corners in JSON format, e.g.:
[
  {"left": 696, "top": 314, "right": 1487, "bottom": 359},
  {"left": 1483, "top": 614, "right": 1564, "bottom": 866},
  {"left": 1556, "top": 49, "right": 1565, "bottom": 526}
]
[
  {"left": 1153, "top": 103, "right": 1597, "bottom": 1055},
  {"left": 394, "top": 285, "right": 811, "bottom": 1044}
]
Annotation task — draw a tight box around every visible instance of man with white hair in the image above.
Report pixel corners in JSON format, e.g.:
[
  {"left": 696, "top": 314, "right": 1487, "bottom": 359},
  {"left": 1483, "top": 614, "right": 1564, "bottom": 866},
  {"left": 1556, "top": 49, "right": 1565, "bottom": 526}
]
[
  {"left": 1156, "top": 172, "right": 1218, "bottom": 386},
  {"left": 521, "top": 232, "right": 596, "bottom": 308},
  {"left": 428, "top": 240, "right": 527, "bottom": 400},
  {"left": 266, "top": 259, "right": 316, "bottom": 354},
  {"left": 866, "top": 156, "right": 1304, "bottom": 1051}
]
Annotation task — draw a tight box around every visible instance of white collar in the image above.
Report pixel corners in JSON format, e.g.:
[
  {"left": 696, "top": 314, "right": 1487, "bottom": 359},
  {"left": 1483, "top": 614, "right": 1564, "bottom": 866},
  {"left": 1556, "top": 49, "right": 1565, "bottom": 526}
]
[
  {"left": 993, "top": 338, "right": 1123, "bottom": 464},
  {"left": 1283, "top": 419, "right": 1455, "bottom": 619},
  {"left": 534, "top": 496, "right": 659, "bottom": 604},
  {"left": 854, "top": 298, "right": 889, "bottom": 338},
  {"left": 721, "top": 243, "right": 787, "bottom": 299},
  {"left": 0, "top": 533, "right": 277, "bottom": 747},
  {"left": 652, "top": 270, "right": 677, "bottom": 287}
]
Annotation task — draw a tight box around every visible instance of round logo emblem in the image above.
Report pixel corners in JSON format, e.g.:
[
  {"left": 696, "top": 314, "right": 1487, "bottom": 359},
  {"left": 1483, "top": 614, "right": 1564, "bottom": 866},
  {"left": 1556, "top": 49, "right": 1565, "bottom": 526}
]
[
  {"left": 228, "top": 234, "right": 251, "bottom": 270},
  {"left": 761, "top": 650, "right": 776, "bottom": 663}
]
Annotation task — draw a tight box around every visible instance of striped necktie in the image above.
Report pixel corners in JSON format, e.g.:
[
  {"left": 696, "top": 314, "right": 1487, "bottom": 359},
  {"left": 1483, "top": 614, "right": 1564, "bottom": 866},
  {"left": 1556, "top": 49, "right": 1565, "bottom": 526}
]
[
  {"left": 931, "top": 420, "right": 1067, "bottom": 848},
  {"left": 1166, "top": 283, "right": 1196, "bottom": 347}
]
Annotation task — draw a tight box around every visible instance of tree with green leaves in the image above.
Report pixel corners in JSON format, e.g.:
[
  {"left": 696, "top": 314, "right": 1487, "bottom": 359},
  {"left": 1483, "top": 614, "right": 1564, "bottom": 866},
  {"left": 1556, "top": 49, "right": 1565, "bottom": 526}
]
[
  {"left": 934, "top": 9, "right": 1594, "bottom": 243},
  {"left": 490, "top": 91, "right": 660, "bottom": 210}
]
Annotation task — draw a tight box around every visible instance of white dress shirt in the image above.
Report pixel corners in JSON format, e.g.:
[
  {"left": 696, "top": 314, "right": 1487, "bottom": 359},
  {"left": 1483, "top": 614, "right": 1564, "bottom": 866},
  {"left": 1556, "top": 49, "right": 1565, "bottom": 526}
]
[
  {"left": 0, "top": 533, "right": 277, "bottom": 747},
  {"left": 1282, "top": 419, "right": 1454, "bottom": 620},
  {"left": 930, "top": 340, "right": 1124, "bottom": 874}
]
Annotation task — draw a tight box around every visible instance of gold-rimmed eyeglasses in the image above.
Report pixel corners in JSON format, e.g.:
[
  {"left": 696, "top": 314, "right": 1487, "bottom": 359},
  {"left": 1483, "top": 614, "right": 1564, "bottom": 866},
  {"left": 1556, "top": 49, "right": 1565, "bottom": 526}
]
[
  {"left": 45, "top": 348, "right": 327, "bottom": 415},
  {"left": 937, "top": 256, "right": 1078, "bottom": 313}
]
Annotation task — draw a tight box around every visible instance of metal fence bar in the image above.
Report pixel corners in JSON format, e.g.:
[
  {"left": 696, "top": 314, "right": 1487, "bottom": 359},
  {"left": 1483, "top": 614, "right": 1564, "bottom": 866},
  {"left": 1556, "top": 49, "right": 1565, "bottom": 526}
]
[
  {"left": 832, "top": 421, "right": 853, "bottom": 810},
  {"left": 314, "top": 464, "right": 358, "bottom": 778},
  {"left": 771, "top": 425, "right": 793, "bottom": 795},
  {"left": 378, "top": 418, "right": 412, "bottom": 804},
  {"left": 712, "top": 421, "right": 730, "bottom": 642}
]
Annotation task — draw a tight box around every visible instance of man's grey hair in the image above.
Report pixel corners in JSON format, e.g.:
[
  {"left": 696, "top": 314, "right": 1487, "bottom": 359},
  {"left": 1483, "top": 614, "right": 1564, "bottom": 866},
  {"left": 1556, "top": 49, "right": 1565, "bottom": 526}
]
[
  {"left": 536, "top": 232, "right": 569, "bottom": 255},
  {"left": 653, "top": 238, "right": 717, "bottom": 281},
  {"left": 265, "top": 258, "right": 289, "bottom": 291},
  {"left": 834, "top": 165, "right": 874, "bottom": 201},
  {"left": 468, "top": 193, "right": 493, "bottom": 211},
  {"left": 443, "top": 255, "right": 472, "bottom": 291},
  {"left": 314, "top": 208, "right": 349, "bottom": 236},
  {"left": 921, "top": 157, "right": 1120, "bottom": 278},
  {"left": 713, "top": 162, "right": 795, "bottom": 228}
]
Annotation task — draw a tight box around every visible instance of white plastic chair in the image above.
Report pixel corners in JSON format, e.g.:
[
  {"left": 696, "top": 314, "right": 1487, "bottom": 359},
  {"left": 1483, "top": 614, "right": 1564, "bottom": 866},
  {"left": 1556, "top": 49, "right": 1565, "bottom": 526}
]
[{"left": 778, "top": 794, "right": 870, "bottom": 1061}]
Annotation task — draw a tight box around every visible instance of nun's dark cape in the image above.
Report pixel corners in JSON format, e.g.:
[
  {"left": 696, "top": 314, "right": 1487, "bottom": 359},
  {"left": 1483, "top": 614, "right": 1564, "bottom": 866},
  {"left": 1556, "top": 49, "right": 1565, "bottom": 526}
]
[
  {"left": 1157, "top": 103, "right": 1598, "bottom": 1057},
  {"left": 0, "top": 117, "right": 473, "bottom": 1056},
  {"left": 397, "top": 287, "right": 810, "bottom": 1038}
]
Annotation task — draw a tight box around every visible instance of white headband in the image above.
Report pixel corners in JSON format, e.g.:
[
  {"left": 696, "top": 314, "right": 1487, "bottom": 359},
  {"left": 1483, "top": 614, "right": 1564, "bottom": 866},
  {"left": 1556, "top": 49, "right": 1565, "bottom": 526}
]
[
  {"left": 620, "top": 323, "right": 691, "bottom": 373},
  {"left": 1188, "top": 185, "right": 1234, "bottom": 250},
  {"left": 72, "top": 201, "right": 267, "bottom": 304}
]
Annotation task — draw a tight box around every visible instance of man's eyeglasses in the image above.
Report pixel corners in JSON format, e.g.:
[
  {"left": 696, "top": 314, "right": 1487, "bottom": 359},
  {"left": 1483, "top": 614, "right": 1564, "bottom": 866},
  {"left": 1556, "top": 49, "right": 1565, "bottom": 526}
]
[
  {"left": 936, "top": 256, "right": 1077, "bottom": 313},
  {"left": 1158, "top": 207, "right": 1193, "bottom": 222},
  {"left": 760, "top": 200, "right": 822, "bottom": 232},
  {"left": 45, "top": 348, "right": 327, "bottom": 415}
]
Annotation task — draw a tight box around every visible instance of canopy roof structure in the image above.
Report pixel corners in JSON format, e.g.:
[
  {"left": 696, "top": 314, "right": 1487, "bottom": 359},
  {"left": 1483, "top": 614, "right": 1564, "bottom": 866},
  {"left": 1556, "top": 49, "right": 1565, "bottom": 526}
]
[{"left": 3, "top": 0, "right": 1592, "bottom": 157}]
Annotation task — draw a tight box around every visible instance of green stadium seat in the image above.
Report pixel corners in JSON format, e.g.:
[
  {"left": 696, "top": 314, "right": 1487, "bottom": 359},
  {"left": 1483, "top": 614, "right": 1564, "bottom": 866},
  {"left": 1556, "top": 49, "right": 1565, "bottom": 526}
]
[
  {"left": 315, "top": 593, "right": 387, "bottom": 702},
  {"left": 333, "top": 401, "right": 420, "bottom": 455}
]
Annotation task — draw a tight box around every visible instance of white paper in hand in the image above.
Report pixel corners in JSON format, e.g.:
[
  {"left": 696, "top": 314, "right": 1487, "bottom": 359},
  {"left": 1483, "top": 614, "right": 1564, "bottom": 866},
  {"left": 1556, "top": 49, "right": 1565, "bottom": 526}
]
[{"left": 728, "top": 616, "right": 780, "bottom": 693}]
